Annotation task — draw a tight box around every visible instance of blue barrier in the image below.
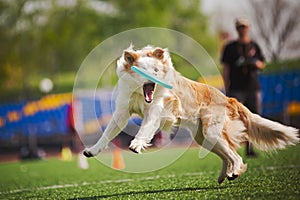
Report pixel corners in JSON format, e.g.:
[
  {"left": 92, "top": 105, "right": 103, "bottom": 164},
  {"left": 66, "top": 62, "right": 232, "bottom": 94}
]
[
  {"left": 0, "top": 103, "right": 70, "bottom": 140},
  {"left": 259, "top": 70, "right": 300, "bottom": 116},
  {"left": 0, "top": 70, "right": 299, "bottom": 140}
]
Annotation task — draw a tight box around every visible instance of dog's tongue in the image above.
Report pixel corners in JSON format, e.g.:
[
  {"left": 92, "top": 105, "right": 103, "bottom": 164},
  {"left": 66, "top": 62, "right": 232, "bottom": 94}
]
[{"left": 143, "top": 82, "right": 155, "bottom": 103}]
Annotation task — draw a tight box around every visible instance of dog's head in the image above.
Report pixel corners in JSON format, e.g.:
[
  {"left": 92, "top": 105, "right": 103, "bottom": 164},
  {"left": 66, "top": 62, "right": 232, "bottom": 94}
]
[{"left": 117, "top": 45, "right": 173, "bottom": 103}]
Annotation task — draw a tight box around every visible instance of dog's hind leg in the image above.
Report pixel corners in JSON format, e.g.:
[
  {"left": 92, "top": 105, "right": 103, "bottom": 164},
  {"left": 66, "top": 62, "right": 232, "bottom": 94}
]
[
  {"left": 215, "top": 152, "right": 229, "bottom": 184},
  {"left": 221, "top": 128, "right": 247, "bottom": 180},
  {"left": 230, "top": 148, "right": 247, "bottom": 179},
  {"left": 195, "top": 122, "right": 231, "bottom": 184},
  {"left": 202, "top": 121, "right": 245, "bottom": 183},
  {"left": 212, "top": 139, "right": 246, "bottom": 182},
  {"left": 197, "top": 136, "right": 229, "bottom": 184},
  {"left": 209, "top": 140, "right": 239, "bottom": 183}
]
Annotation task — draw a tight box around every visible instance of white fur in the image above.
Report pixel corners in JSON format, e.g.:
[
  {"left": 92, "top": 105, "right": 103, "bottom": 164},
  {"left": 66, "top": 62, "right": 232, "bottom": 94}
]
[
  {"left": 83, "top": 45, "right": 299, "bottom": 184},
  {"left": 248, "top": 114, "right": 299, "bottom": 151}
]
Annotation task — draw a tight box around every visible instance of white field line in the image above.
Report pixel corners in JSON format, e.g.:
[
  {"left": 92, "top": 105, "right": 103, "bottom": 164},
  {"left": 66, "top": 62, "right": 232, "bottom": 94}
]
[{"left": 1, "top": 164, "right": 299, "bottom": 195}]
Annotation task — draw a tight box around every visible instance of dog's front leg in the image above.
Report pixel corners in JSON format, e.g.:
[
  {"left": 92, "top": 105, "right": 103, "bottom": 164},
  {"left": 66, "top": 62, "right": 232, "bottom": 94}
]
[
  {"left": 129, "top": 103, "right": 163, "bottom": 154},
  {"left": 83, "top": 102, "right": 130, "bottom": 157}
]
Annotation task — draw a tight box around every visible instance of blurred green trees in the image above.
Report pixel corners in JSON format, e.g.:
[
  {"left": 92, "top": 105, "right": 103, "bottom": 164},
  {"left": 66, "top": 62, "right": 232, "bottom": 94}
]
[{"left": 0, "top": 0, "right": 217, "bottom": 103}]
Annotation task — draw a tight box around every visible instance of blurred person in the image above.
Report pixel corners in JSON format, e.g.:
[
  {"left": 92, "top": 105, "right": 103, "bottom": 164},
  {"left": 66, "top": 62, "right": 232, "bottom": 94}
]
[{"left": 221, "top": 17, "right": 266, "bottom": 157}]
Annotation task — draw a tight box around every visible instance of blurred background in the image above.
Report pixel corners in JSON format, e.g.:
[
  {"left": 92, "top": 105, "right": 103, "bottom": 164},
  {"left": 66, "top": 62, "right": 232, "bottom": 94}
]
[{"left": 0, "top": 0, "right": 299, "bottom": 162}]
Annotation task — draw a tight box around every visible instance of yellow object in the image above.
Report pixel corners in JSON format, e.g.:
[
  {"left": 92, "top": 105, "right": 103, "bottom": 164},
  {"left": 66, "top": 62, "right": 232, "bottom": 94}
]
[
  {"left": 287, "top": 101, "right": 300, "bottom": 115},
  {"left": 23, "top": 93, "right": 72, "bottom": 116},
  {"left": 199, "top": 75, "right": 224, "bottom": 89},
  {"left": 0, "top": 117, "right": 5, "bottom": 127},
  {"left": 61, "top": 147, "right": 73, "bottom": 161},
  {"left": 7, "top": 111, "right": 21, "bottom": 122}
]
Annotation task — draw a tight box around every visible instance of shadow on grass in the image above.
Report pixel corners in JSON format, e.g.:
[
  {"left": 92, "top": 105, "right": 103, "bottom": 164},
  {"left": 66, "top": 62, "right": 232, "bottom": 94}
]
[{"left": 69, "top": 185, "right": 232, "bottom": 199}]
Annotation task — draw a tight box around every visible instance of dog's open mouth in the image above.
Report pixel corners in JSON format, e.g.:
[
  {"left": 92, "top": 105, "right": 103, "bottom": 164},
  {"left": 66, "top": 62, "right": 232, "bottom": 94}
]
[{"left": 143, "top": 82, "right": 156, "bottom": 103}]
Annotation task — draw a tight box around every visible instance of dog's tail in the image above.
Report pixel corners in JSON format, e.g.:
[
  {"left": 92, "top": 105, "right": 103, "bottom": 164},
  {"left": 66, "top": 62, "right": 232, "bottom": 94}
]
[{"left": 228, "top": 98, "right": 299, "bottom": 151}]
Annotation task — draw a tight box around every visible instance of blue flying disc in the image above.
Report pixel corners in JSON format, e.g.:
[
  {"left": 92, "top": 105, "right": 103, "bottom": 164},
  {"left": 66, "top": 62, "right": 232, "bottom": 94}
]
[{"left": 131, "top": 66, "right": 173, "bottom": 89}]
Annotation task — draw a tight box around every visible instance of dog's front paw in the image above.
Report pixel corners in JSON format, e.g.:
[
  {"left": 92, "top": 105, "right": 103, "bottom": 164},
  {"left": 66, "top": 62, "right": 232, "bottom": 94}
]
[
  {"left": 129, "top": 138, "right": 152, "bottom": 154},
  {"left": 83, "top": 147, "right": 100, "bottom": 158}
]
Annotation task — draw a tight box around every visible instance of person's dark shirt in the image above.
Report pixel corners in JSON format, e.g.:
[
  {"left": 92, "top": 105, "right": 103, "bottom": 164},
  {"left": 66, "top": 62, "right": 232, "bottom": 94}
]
[{"left": 221, "top": 40, "right": 265, "bottom": 91}]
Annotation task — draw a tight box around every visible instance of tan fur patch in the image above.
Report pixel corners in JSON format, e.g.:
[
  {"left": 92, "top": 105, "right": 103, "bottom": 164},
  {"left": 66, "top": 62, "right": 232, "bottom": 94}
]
[
  {"left": 123, "top": 63, "right": 133, "bottom": 72},
  {"left": 123, "top": 51, "right": 140, "bottom": 73},
  {"left": 226, "top": 97, "right": 251, "bottom": 127},
  {"left": 152, "top": 48, "right": 164, "bottom": 60},
  {"left": 222, "top": 130, "right": 235, "bottom": 149},
  {"left": 148, "top": 48, "right": 170, "bottom": 68},
  {"left": 164, "top": 96, "right": 181, "bottom": 117},
  {"left": 190, "top": 82, "right": 212, "bottom": 105},
  {"left": 226, "top": 98, "right": 239, "bottom": 120}
]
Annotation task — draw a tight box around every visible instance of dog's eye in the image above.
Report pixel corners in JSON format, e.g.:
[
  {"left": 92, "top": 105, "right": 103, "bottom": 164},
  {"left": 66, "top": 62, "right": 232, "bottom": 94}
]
[{"left": 154, "top": 68, "right": 159, "bottom": 72}]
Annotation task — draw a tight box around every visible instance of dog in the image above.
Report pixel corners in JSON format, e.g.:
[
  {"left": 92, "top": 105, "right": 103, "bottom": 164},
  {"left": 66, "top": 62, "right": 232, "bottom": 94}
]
[{"left": 83, "top": 45, "right": 299, "bottom": 183}]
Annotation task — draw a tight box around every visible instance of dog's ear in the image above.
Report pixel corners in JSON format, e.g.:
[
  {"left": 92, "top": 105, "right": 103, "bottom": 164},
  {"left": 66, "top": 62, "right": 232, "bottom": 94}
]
[
  {"left": 124, "top": 51, "right": 136, "bottom": 64},
  {"left": 152, "top": 48, "right": 164, "bottom": 60}
]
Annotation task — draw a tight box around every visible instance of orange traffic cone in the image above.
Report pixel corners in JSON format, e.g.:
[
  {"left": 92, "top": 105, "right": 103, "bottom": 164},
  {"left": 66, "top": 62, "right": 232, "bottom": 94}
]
[{"left": 112, "top": 147, "right": 125, "bottom": 170}]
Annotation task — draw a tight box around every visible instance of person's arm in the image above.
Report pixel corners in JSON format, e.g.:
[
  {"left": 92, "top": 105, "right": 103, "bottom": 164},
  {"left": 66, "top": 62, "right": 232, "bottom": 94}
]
[
  {"left": 254, "top": 42, "right": 266, "bottom": 70},
  {"left": 255, "top": 60, "right": 265, "bottom": 70},
  {"left": 222, "top": 63, "right": 230, "bottom": 93}
]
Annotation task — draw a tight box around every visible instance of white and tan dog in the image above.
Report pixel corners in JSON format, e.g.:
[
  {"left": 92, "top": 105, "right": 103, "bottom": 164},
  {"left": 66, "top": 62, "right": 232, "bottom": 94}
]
[{"left": 83, "top": 45, "right": 299, "bottom": 183}]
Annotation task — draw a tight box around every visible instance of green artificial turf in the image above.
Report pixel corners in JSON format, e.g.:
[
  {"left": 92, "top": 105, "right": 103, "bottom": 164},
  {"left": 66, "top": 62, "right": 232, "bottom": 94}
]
[{"left": 0, "top": 145, "right": 299, "bottom": 199}]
